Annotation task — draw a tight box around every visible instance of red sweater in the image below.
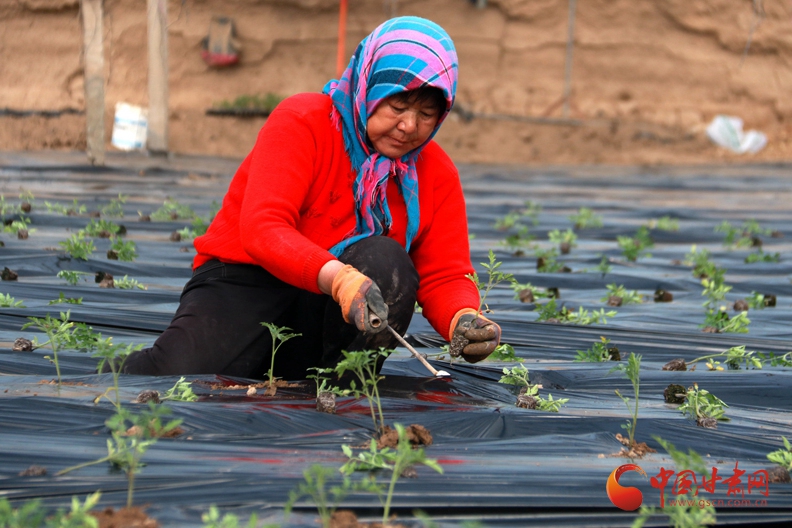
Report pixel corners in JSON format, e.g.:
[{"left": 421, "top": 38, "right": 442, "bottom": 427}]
[{"left": 194, "top": 93, "right": 479, "bottom": 341}]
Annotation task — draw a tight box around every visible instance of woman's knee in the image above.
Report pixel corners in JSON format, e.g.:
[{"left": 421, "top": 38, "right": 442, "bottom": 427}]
[{"left": 338, "top": 236, "right": 418, "bottom": 303}]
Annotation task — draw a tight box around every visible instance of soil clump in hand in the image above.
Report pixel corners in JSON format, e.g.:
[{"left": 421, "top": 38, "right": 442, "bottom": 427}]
[{"left": 91, "top": 506, "right": 159, "bottom": 528}]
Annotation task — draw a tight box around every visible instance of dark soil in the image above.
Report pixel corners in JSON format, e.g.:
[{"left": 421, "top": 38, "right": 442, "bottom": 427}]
[
  {"left": 615, "top": 433, "right": 657, "bottom": 458},
  {"left": 91, "top": 506, "right": 159, "bottom": 528},
  {"left": 546, "top": 287, "right": 560, "bottom": 298},
  {"left": 18, "top": 465, "right": 47, "bottom": 476},
  {"left": 12, "top": 338, "right": 33, "bottom": 352},
  {"left": 733, "top": 299, "right": 749, "bottom": 311},
  {"left": 662, "top": 358, "right": 687, "bottom": 371},
  {"left": 125, "top": 424, "right": 184, "bottom": 438},
  {"left": 1, "top": 267, "right": 18, "bottom": 281},
  {"left": 329, "top": 510, "right": 408, "bottom": 528},
  {"left": 770, "top": 230, "right": 784, "bottom": 238},
  {"left": 762, "top": 294, "right": 777, "bottom": 307},
  {"left": 664, "top": 384, "right": 687, "bottom": 404},
  {"left": 607, "top": 296, "right": 623, "bottom": 307},
  {"left": 768, "top": 466, "right": 791, "bottom": 483},
  {"left": 702, "top": 326, "right": 720, "bottom": 333},
  {"left": 448, "top": 324, "right": 470, "bottom": 358},
  {"left": 20, "top": 202, "right": 31, "bottom": 213},
  {"left": 376, "top": 424, "right": 433, "bottom": 449},
  {"left": 17, "top": 229, "right": 28, "bottom": 239},
  {"left": 139, "top": 214, "right": 151, "bottom": 222},
  {"left": 559, "top": 242, "right": 571, "bottom": 254},
  {"left": 99, "top": 277, "right": 115, "bottom": 288},
  {"left": 654, "top": 288, "right": 673, "bottom": 302},
  {"left": 516, "top": 392, "right": 537, "bottom": 409},
  {"left": 517, "top": 288, "right": 534, "bottom": 303},
  {"left": 170, "top": 231, "right": 181, "bottom": 242},
  {"left": 134, "top": 390, "right": 161, "bottom": 404},
  {"left": 107, "top": 250, "right": 119, "bottom": 260},
  {"left": 697, "top": 417, "right": 718, "bottom": 429},
  {"left": 606, "top": 347, "right": 621, "bottom": 361},
  {"left": 316, "top": 391, "right": 336, "bottom": 413}
]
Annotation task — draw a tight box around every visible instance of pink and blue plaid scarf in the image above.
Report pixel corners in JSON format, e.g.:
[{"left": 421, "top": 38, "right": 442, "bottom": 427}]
[{"left": 323, "top": 16, "right": 458, "bottom": 257}]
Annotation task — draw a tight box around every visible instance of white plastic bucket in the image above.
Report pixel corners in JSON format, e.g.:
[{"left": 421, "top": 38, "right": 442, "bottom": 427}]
[{"left": 111, "top": 102, "right": 148, "bottom": 151}]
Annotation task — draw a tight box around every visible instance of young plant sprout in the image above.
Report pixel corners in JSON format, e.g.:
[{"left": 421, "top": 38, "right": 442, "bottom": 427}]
[
  {"left": 94, "top": 338, "right": 145, "bottom": 408},
  {"left": 535, "top": 299, "right": 617, "bottom": 326},
  {"left": 4, "top": 218, "right": 33, "bottom": 237},
  {"left": 745, "top": 249, "right": 781, "bottom": 263},
  {"left": 176, "top": 226, "right": 197, "bottom": 241},
  {"left": 108, "top": 238, "right": 138, "bottom": 261},
  {"left": 521, "top": 200, "right": 542, "bottom": 225},
  {"left": 487, "top": 343, "right": 524, "bottom": 363},
  {"left": 569, "top": 207, "right": 602, "bottom": 229},
  {"left": 45, "top": 199, "right": 87, "bottom": 216},
  {"left": 648, "top": 216, "right": 679, "bottom": 231},
  {"left": 57, "top": 270, "right": 90, "bottom": 285},
  {"left": 466, "top": 250, "right": 514, "bottom": 314},
  {"left": 161, "top": 376, "right": 199, "bottom": 402},
  {"left": 502, "top": 225, "right": 534, "bottom": 255},
  {"left": 340, "top": 423, "right": 443, "bottom": 525},
  {"left": 334, "top": 348, "right": 389, "bottom": 435},
  {"left": 548, "top": 228, "right": 577, "bottom": 254},
  {"left": 617, "top": 226, "right": 653, "bottom": 261},
  {"left": 767, "top": 437, "right": 792, "bottom": 472},
  {"left": 685, "top": 245, "right": 718, "bottom": 279},
  {"left": 0, "top": 492, "right": 102, "bottom": 528},
  {"left": 601, "top": 284, "right": 643, "bottom": 306},
  {"left": 746, "top": 291, "right": 772, "bottom": 310},
  {"left": 678, "top": 384, "right": 729, "bottom": 427},
  {"left": 757, "top": 350, "right": 792, "bottom": 367},
  {"left": 150, "top": 198, "right": 196, "bottom": 221},
  {"left": 575, "top": 336, "right": 620, "bottom": 362},
  {"left": 534, "top": 247, "right": 567, "bottom": 273},
  {"left": 83, "top": 218, "right": 123, "bottom": 238},
  {"left": 611, "top": 352, "right": 642, "bottom": 448},
  {"left": 498, "top": 365, "right": 569, "bottom": 412},
  {"left": 284, "top": 464, "right": 380, "bottom": 528},
  {"left": 493, "top": 211, "right": 522, "bottom": 231},
  {"left": 510, "top": 281, "right": 551, "bottom": 303},
  {"left": 48, "top": 292, "right": 82, "bottom": 305},
  {"left": 633, "top": 437, "right": 717, "bottom": 528},
  {"left": 700, "top": 267, "right": 750, "bottom": 333},
  {"left": 114, "top": 275, "right": 147, "bottom": 290},
  {"left": 21, "top": 311, "right": 75, "bottom": 388},
  {"left": 260, "top": 323, "right": 301, "bottom": 396},
  {"left": 202, "top": 505, "right": 258, "bottom": 528},
  {"left": 0, "top": 293, "right": 25, "bottom": 308},
  {"left": 101, "top": 193, "right": 128, "bottom": 217},
  {"left": 596, "top": 255, "right": 612, "bottom": 277},
  {"left": 687, "top": 345, "right": 763, "bottom": 371},
  {"left": 59, "top": 232, "right": 95, "bottom": 260}
]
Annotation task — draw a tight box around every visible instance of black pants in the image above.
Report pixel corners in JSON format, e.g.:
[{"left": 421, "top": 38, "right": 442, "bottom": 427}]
[{"left": 122, "top": 236, "right": 419, "bottom": 380}]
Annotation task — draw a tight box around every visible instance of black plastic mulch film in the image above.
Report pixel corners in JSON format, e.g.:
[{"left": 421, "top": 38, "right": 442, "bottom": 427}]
[{"left": 1, "top": 153, "right": 791, "bottom": 527}]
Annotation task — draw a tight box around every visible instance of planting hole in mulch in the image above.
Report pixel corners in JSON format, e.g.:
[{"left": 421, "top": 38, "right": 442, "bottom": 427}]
[
  {"left": 91, "top": 506, "right": 159, "bottom": 528},
  {"left": 1, "top": 267, "right": 18, "bottom": 281},
  {"left": 546, "top": 287, "right": 560, "bottom": 299},
  {"left": 12, "top": 338, "right": 33, "bottom": 352},
  {"left": 317, "top": 390, "right": 336, "bottom": 413},
  {"left": 762, "top": 294, "right": 777, "bottom": 307},
  {"left": 517, "top": 288, "right": 534, "bottom": 303},
  {"left": 697, "top": 417, "right": 718, "bottom": 429},
  {"left": 664, "top": 384, "right": 687, "bottom": 404},
  {"left": 662, "top": 358, "right": 687, "bottom": 371},
  {"left": 614, "top": 433, "right": 656, "bottom": 458},
  {"left": 607, "top": 296, "right": 623, "bottom": 307},
  {"left": 654, "top": 288, "right": 673, "bottom": 302},
  {"left": 733, "top": 299, "right": 749, "bottom": 311},
  {"left": 18, "top": 465, "right": 47, "bottom": 477},
  {"left": 374, "top": 424, "right": 433, "bottom": 449},
  {"left": 134, "top": 390, "right": 161, "bottom": 404}
]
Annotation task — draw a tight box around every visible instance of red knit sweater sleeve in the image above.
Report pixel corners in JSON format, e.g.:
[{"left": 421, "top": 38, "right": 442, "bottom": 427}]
[
  {"left": 235, "top": 99, "right": 336, "bottom": 293},
  {"left": 412, "top": 144, "right": 481, "bottom": 341}
]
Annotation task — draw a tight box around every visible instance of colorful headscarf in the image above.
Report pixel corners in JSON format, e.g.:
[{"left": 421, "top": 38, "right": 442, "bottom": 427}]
[{"left": 323, "top": 16, "right": 458, "bottom": 257}]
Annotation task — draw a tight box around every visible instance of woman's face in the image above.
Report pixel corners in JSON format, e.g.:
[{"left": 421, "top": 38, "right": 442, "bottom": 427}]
[{"left": 366, "top": 94, "right": 441, "bottom": 159}]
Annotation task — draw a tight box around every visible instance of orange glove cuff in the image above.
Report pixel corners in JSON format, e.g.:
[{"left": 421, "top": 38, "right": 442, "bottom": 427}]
[
  {"left": 448, "top": 308, "right": 478, "bottom": 341},
  {"left": 331, "top": 265, "right": 369, "bottom": 324}
]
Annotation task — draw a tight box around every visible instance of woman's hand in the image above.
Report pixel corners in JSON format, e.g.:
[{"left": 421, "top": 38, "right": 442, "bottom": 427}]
[
  {"left": 449, "top": 309, "right": 502, "bottom": 363},
  {"left": 329, "top": 264, "right": 389, "bottom": 334}
]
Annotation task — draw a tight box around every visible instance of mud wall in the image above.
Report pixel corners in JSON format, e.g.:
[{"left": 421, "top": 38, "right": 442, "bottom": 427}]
[{"left": 1, "top": 0, "right": 791, "bottom": 164}]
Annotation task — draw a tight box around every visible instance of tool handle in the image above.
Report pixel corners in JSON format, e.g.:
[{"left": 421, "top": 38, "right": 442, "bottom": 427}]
[{"left": 387, "top": 326, "right": 441, "bottom": 377}]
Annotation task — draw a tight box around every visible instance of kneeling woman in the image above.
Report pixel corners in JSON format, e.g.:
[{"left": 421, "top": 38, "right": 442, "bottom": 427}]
[{"left": 122, "top": 16, "right": 501, "bottom": 379}]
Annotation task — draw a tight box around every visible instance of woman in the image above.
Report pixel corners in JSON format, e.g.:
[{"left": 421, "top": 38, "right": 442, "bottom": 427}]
[{"left": 122, "top": 16, "right": 501, "bottom": 379}]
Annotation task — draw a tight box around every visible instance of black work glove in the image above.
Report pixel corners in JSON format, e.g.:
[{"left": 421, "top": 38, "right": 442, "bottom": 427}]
[
  {"left": 449, "top": 310, "right": 502, "bottom": 363},
  {"left": 331, "top": 265, "right": 389, "bottom": 334}
]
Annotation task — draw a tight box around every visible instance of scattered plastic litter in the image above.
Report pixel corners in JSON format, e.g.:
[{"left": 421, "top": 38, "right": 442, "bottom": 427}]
[{"left": 706, "top": 115, "right": 767, "bottom": 154}]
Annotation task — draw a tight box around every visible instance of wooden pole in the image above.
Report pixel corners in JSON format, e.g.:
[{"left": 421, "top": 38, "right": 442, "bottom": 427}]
[
  {"left": 562, "top": 0, "right": 577, "bottom": 119},
  {"left": 81, "top": 0, "right": 105, "bottom": 165},
  {"left": 147, "top": 0, "right": 168, "bottom": 153},
  {"left": 336, "top": 0, "right": 348, "bottom": 78}
]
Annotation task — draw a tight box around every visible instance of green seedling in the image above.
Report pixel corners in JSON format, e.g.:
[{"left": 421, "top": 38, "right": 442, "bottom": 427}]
[
  {"left": 94, "top": 338, "right": 144, "bottom": 408},
  {"left": 177, "top": 226, "right": 197, "bottom": 241},
  {"left": 307, "top": 367, "right": 350, "bottom": 396},
  {"left": 548, "top": 228, "right": 578, "bottom": 253},
  {"left": 757, "top": 350, "right": 792, "bottom": 367},
  {"left": 21, "top": 311, "right": 75, "bottom": 387},
  {"left": 162, "top": 376, "right": 199, "bottom": 402},
  {"left": 716, "top": 219, "right": 771, "bottom": 249},
  {"left": 115, "top": 275, "right": 147, "bottom": 290},
  {"left": 84, "top": 218, "right": 123, "bottom": 237},
  {"left": 685, "top": 245, "right": 718, "bottom": 279},
  {"left": 48, "top": 292, "right": 83, "bottom": 305},
  {"left": 341, "top": 423, "right": 443, "bottom": 525},
  {"left": 617, "top": 226, "right": 653, "bottom": 261},
  {"left": 510, "top": 281, "right": 551, "bottom": 301},
  {"left": 44, "top": 199, "right": 87, "bottom": 216},
  {"left": 633, "top": 437, "right": 717, "bottom": 528},
  {"left": 109, "top": 238, "right": 138, "bottom": 261},
  {"left": 487, "top": 343, "right": 524, "bottom": 363},
  {"left": 57, "top": 270, "right": 90, "bottom": 285},
  {"left": 767, "top": 436, "right": 792, "bottom": 472},
  {"left": 498, "top": 365, "right": 569, "bottom": 412},
  {"left": 678, "top": 384, "right": 729, "bottom": 423},
  {"left": 747, "top": 291, "right": 768, "bottom": 310},
  {"left": 521, "top": 200, "right": 542, "bottom": 225},
  {"left": 467, "top": 250, "right": 514, "bottom": 314},
  {"left": 284, "top": 464, "right": 380, "bottom": 528},
  {"left": 596, "top": 255, "right": 612, "bottom": 277},
  {"left": 4, "top": 218, "right": 34, "bottom": 236},
  {"left": 202, "top": 505, "right": 259, "bottom": 528},
  {"left": 0, "top": 492, "right": 102, "bottom": 528},
  {"left": 535, "top": 298, "right": 616, "bottom": 325},
  {"left": 502, "top": 225, "right": 534, "bottom": 255},
  {"left": 260, "top": 323, "right": 301, "bottom": 395},
  {"left": 59, "top": 232, "right": 95, "bottom": 260},
  {"left": 535, "top": 246, "right": 566, "bottom": 272},
  {"left": 612, "top": 352, "right": 642, "bottom": 449},
  {"left": 648, "top": 216, "right": 679, "bottom": 231},
  {"left": 493, "top": 211, "right": 522, "bottom": 231},
  {"left": 191, "top": 214, "right": 212, "bottom": 237},
  {"left": 601, "top": 284, "right": 643, "bottom": 305},
  {"left": 150, "top": 198, "right": 196, "bottom": 221},
  {"left": 101, "top": 193, "right": 128, "bottom": 217},
  {"left": 688, "top": 345, "right": 762, "bottom": 371},
  {"left": 0, "top": 293, "right": 25, "bottom": 308},
  {"left": 702, "top": 307, "right": 750, "bottom": 333},
  {"left": 569, "top": 207, "right": 603, "bottom": 229},
  {"left": 745, "top": 249, "right": 780, "bottom": 263},
  {"left": 214, "top": 92, "right": 285, "bottom": 112},
  {"left": 0, "top": 195, "right": 14, "bottom": 220},
  {"left": 575, "top": 336, "right": 619, "bottom": 362},
  {"left": 334, "top": 348, "right": 389, "bottom": 435}
]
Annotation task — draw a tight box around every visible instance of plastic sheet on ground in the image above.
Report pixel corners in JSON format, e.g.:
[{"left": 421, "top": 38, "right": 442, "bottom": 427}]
[{"left": 1, "top": 153, "right": 791, "bottom": 526}]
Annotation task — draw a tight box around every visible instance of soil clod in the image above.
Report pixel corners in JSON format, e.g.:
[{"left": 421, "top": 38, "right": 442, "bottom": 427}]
[
  {"left": 376, "top": 424, "right": 433, "bottom": 449},
  {"left": 139, "top": 214, "right": 151, "bottom": 222},
  {"left": 762, "top": 294, "right": 777, "bottom": 307},
  {"left": 615, "top": 433, "right": 657, "bottom": 458},
  {"left": 607, "top": 346, "right": 621, "bottom": 361},
  {"left": 664, "top": 384, "right": 687, "bottom": 404},
  {"left": 770, "top": 230, "right": 784, "bottom": 238},
  {"left": 733, "top": 299, "right": 749, "bottom": 311},
  {"left": 107, "top": 249, "right": 119, "bottom": 260},
  {"left": 662, "top": 358, "right": 687, "bottom": 371},
  {"left": 547, "top": 287, "right": 560, "bottom": 298},
  {"left": 768, "top": 466, "right": 791, "bottom": 483},
  {"left": 701, "top": 326, "right": 719, "bottom": 333},
  {"left": 559, "top": 242, "right": 571, "bottom": 254},
  {"left": 169, "top": 231, "right": 181, "bottom": 242},
  {"left": 316, "top": 390, "right": 336, "bottom": 413},
  {"left": 516, "top": 392, "right": 537, "bottom": 409},
  {"left": 13, "top": 338, "right": 33, "bottom": 352},
  {"left": 20, "top": 202, "right": 31, "bottom": 213},
  {"left": 654, "top": 288, "right": 673, "bottom": 302},
  {"left": 90, "top": 506, "right": 159, "bottom": 528},
  {"left": 18, "top": 465, "right": 47, "bottom": 476},
  {"left": 518, "top": 288, "right": 534, "bottom": 303},
  {"left": 2, "top": 267, "right": 19, "bottom": 281},
  {"left": 17, "top": 229, "right": 28, "bottom": 239},
  {"left": 134, "top": 390, "right": 161, "bottom": 404},
  {"left": 697, "top": 417, "right": 718, "bottom": 429},
  {"left": 607, "top": 295, "right": 623, "bottom": 307}
]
